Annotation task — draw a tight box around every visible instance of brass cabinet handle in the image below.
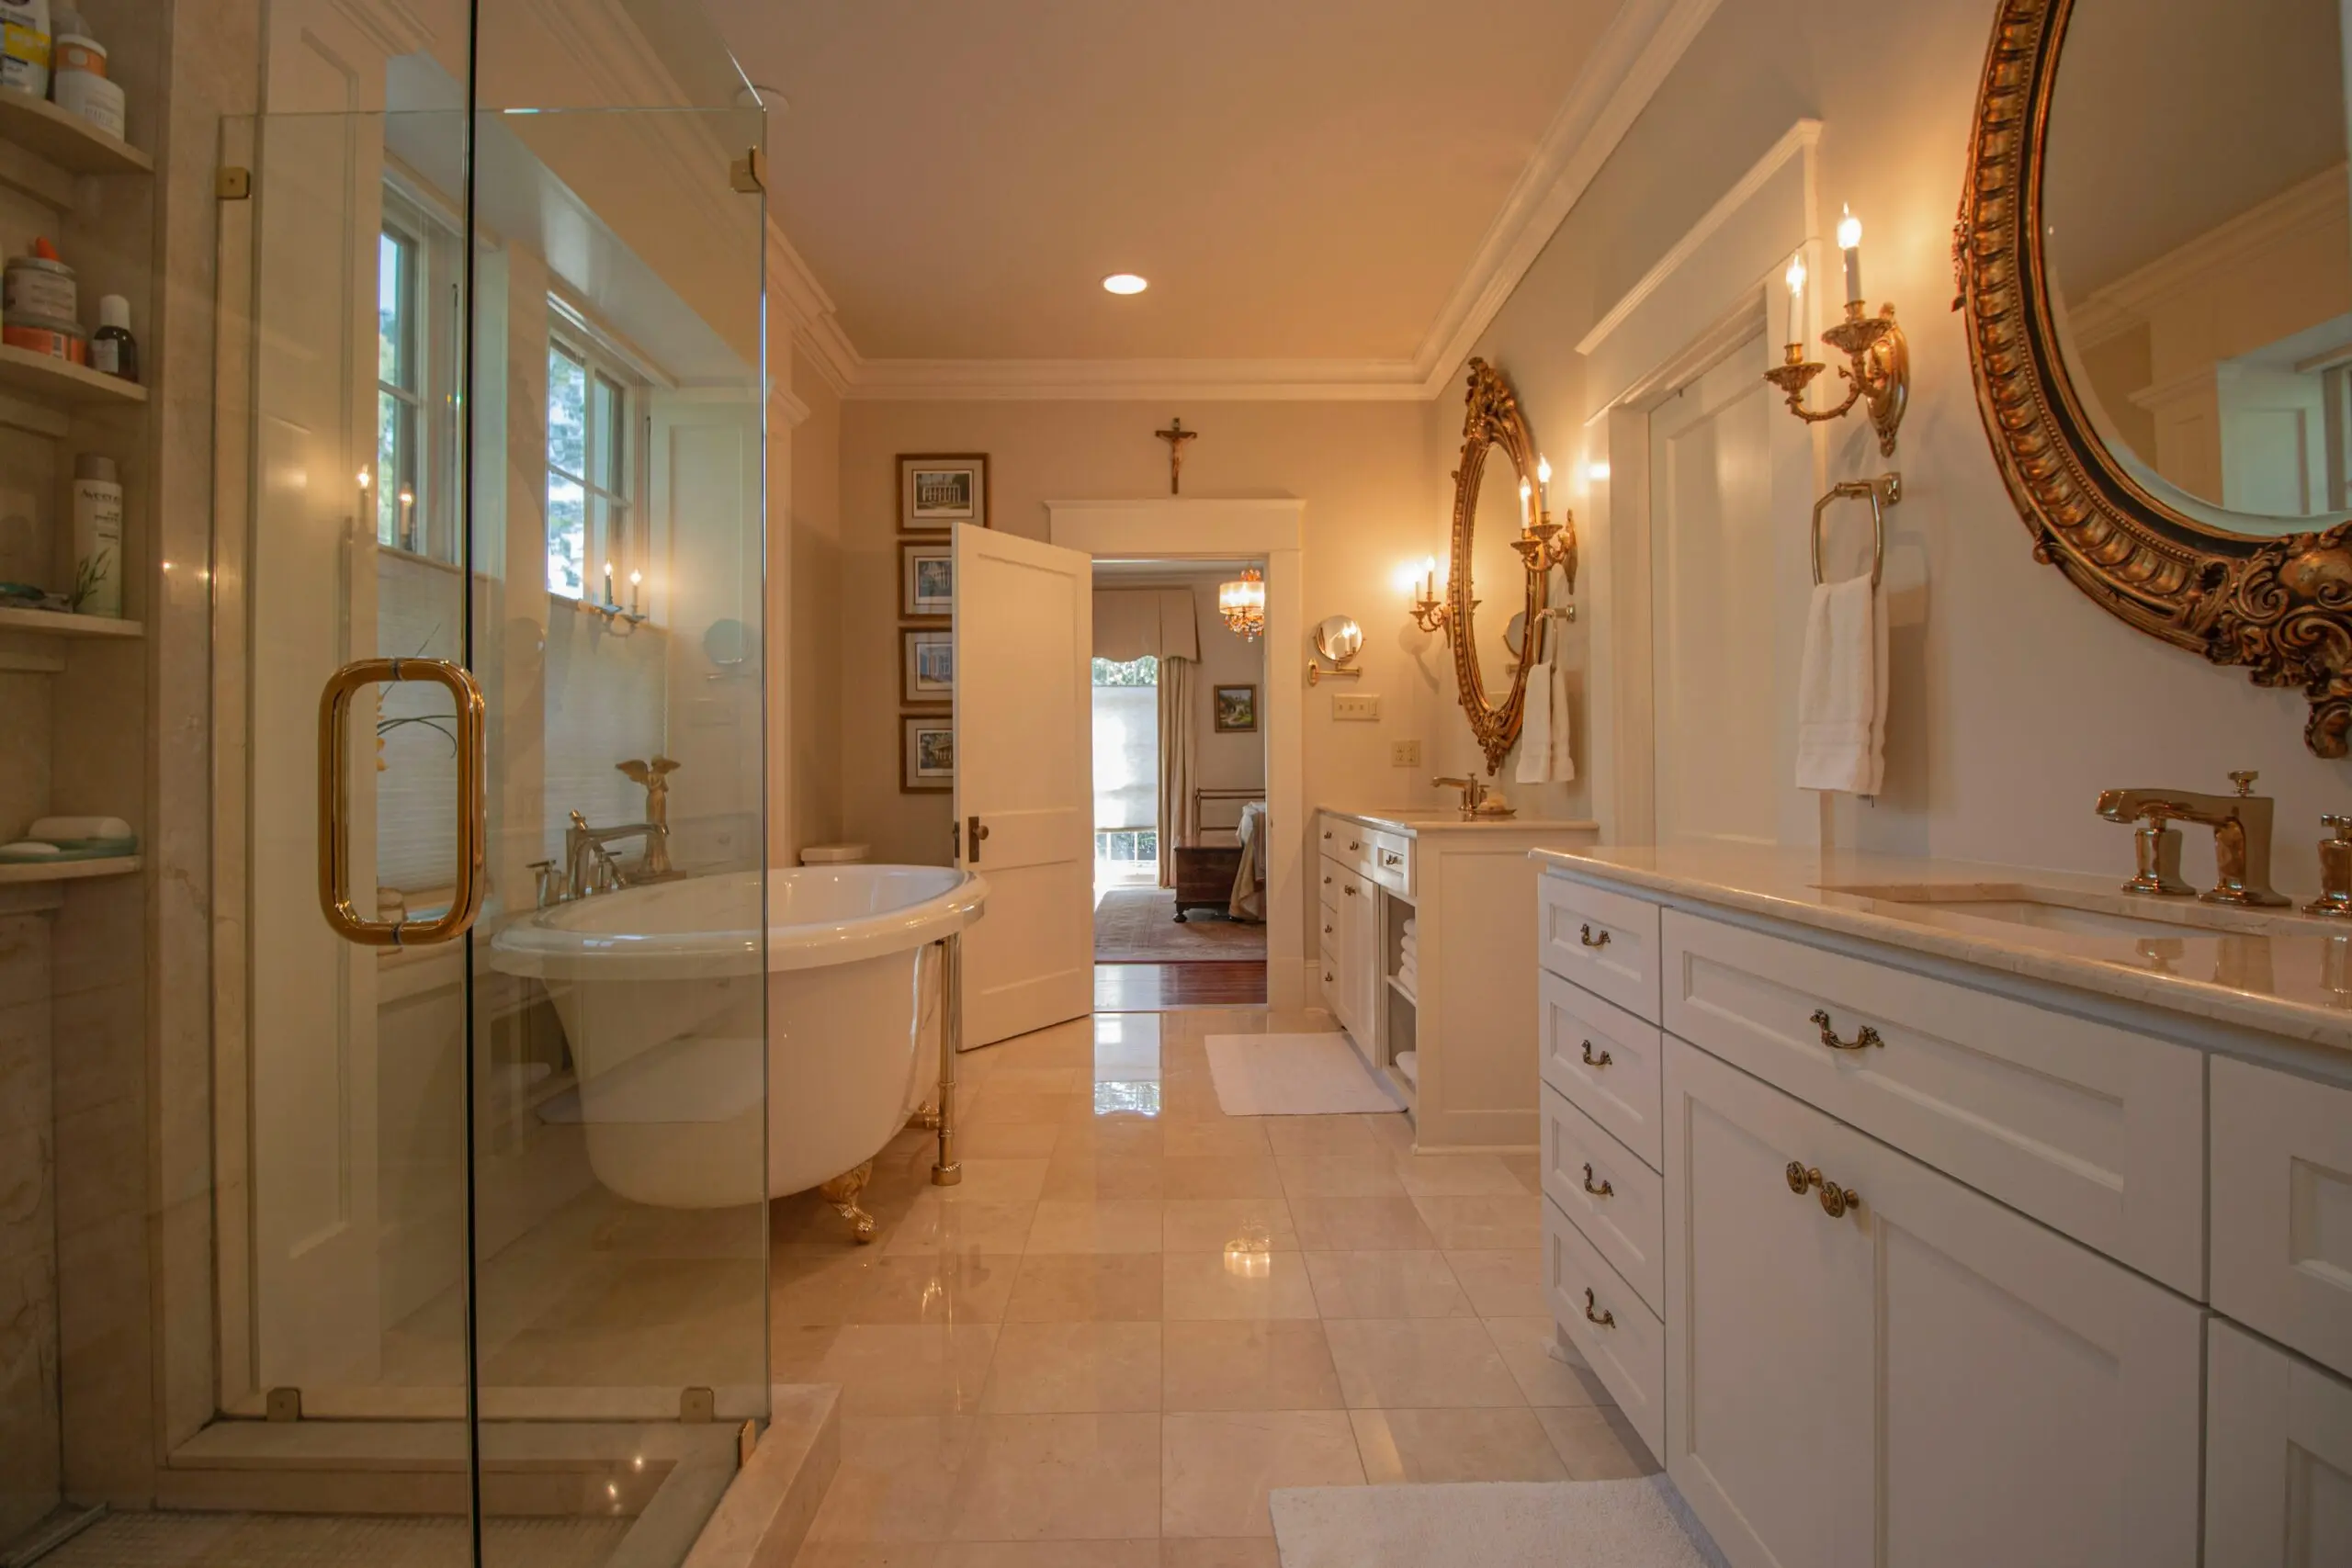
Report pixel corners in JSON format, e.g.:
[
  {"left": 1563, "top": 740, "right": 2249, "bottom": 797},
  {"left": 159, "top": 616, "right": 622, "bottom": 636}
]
[
  {"left": 1580, "top": 1039, "right": 1611, "bottom": 1068},
  {"left": 1350, "top": 840, "right": 1361, "bottom": 851},
  {"left": 1323, "top": 829, "right": 1333, "bottom": 840},
  {"left": 1344, "top": 886, "right": 1358, "bottom": 897},
  {"left": 1786, "top": 1161, "right": 1860, "bottom": 1219},
  {"left": 1323, "top": 875, "right": 1333, "bottom": 886},
  {"left": 1578, "top": 923, "right": 1611, "bottom": 949},
  {"left": 1809, "top": 1009, "right": 1883, "bottom": 1052},
  {"left": 1583, "top": 1288, "right": 1614, "bottom": 1327},
  {"left": 1581, "top": 1163, "right": 1613, "bottom": 1199},
  {"left": 1324, "top": 923, "right": 1334, "bottom": 934},
  {"left": 1324, "top": 971, "right": 1334, "bottom": 983},
  {"left": 318, "top": 657, "right": 485, "bottom": 948}
]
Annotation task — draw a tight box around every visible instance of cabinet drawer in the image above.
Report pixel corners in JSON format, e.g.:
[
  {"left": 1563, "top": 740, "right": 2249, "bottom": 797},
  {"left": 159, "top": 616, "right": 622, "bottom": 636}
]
[
  {"left": 1539, "top": 971, "right": 1663, "bottom": 1172},
  {"left": 1660, "top": 908, "right": 2205, "bottom": 1297},
  {"left": 2206, "top": 1318, "right": 2352, "bottom": 1566},
  {"left": 2212, "top": 1057, "right": 2352, "bottom": 1379},
  {"left": 1367, "top": 832, "right": 1411, "bottom": 897},
  {"left": 1542, "top": 1085, "right": 1663, "bottom": 1314},
  {"left": 1537, "top": 872, "right": 1660, "bottom": 1021},
  {"left": 1544, "top": 1195, "right": 1664, "bottom": 1463}
]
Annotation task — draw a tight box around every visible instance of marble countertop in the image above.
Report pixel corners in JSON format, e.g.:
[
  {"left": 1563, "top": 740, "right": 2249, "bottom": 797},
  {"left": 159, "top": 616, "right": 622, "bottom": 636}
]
[
  {"left": 1531, "top": 843, "right": 2352, "bottom": 1051},
  {"left": 1325, "top": 807, "right": 1601, "bottom": 839}
]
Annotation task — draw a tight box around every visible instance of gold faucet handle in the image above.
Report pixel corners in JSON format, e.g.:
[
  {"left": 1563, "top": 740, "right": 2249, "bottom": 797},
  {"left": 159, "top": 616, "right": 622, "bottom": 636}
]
[{"left": 2230, "top": 770, "right": 2260, "bottom": 796}]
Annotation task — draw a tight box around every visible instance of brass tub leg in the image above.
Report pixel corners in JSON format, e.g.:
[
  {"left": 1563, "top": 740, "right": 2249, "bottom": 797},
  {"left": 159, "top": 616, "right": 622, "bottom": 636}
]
[{"left": 819, "top": 1159, "right": 878, "bottom": 1243}]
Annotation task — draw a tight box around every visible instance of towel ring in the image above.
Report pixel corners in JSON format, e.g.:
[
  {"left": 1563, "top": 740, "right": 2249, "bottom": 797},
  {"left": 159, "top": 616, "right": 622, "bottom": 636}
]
[{"left": 1812, "top": 472, "right": 1901, "bottom": 588}]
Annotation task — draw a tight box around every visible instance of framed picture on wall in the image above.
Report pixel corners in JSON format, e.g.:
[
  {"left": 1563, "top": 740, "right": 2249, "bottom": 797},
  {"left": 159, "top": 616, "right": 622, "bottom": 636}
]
[
  {"left": 901, "top": 626, "right": 955, "bottom": 706},
  {"left": 901, "top": 541, "right": 955, "bottom": 619},
  {"left": 1214, "top": 683, "right": 1260, "bottom": 733},
  {"left": 899, "top": 454, "right": 989, "bottom": 533},
  {"left": 901, "top": 715, "right": 956, "bottom": 792}
]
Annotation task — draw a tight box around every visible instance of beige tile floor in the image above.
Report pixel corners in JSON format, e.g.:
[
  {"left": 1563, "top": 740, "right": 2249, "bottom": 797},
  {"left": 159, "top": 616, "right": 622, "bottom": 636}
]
[{"left": 780, "top": 1006, "right": 1657, "bottom": 1567}]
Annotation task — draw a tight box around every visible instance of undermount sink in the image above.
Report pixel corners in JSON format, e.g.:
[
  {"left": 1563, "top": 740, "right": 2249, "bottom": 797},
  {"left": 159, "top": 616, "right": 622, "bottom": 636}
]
[{"left": 1816, "top": 883, "right": 2333, "bottom": 942}]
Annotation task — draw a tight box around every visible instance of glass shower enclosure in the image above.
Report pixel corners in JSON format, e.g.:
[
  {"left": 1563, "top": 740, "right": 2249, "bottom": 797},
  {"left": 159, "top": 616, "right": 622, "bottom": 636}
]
[{"left": 210, "top": 3, "right": 767, "bottom": 1561}]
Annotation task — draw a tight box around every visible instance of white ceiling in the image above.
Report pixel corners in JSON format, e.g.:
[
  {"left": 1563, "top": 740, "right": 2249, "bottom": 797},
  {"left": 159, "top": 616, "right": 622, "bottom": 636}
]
[{"left": 704, "top": 0, "right": 1634, "bottom": 373}]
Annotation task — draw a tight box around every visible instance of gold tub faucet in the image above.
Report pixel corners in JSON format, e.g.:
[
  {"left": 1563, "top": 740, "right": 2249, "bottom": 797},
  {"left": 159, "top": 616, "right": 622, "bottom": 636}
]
[{"left": 2096, "top": 771, "right": 2285, "bottom": 908}]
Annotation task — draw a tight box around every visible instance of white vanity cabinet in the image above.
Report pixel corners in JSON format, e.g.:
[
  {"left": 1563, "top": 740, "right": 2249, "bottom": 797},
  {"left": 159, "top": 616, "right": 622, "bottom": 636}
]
[
  {"left": 1532, "top": 850, "right": 2352, "bottom": 1568},
  {"left": 1317, "top": 809, "right": 1597, "bottom": 1149}
]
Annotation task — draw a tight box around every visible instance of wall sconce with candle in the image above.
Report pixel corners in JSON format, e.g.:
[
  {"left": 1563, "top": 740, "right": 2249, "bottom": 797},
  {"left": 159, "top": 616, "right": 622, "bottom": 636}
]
[
  {"left": 1510, "top": 455, "right": 1577, "bottom": 581},
  {"left": 1764, "top": 207, "right": 1910, "bottom": 456},
  {"left": 1408, "top": 554, "right": 1451, "bottom": 637},
  {"left": 590, "top": 560, "right": 649, "bottom": 634}
]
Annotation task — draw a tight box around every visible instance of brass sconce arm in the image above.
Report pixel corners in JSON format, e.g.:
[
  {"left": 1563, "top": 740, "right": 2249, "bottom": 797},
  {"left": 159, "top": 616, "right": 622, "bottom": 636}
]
[{"left": 1765, "top": 300, "right": 1910, "bottom": 457}]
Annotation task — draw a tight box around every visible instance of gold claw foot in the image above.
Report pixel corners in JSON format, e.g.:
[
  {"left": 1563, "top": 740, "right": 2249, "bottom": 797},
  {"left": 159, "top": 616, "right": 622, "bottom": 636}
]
[{"left": 819, "top": 1159, "right": 878, "bottom": 1245}]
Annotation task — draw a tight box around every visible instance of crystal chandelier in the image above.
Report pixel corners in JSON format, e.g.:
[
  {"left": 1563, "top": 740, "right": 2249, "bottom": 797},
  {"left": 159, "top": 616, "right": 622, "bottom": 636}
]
[{"left": 1217, "top": 568, "right": 1265, "bottom": 641}]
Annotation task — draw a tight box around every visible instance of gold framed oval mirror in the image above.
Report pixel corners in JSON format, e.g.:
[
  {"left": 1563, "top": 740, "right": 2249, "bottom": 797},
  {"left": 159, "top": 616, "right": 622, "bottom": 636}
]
[
  {"left": 1445, "top": 358, "right": 1556, "bottom": 773},
  {"left": 1958, "top": 0, "right": 2352, "bottom": 754}
]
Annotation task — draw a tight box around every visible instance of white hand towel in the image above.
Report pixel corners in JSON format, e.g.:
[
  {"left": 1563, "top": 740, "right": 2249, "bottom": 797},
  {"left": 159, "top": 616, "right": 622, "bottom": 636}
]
[
  {"left": 1514, "top": 644, "right": 1577, "bottom": 784},
  {"left": 1795, "top": 575, "right": 1890, "bottom": 795}
]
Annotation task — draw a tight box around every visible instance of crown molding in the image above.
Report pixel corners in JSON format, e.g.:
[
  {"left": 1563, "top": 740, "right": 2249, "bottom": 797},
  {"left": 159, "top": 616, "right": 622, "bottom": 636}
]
[{"left": 831, "top": 0, "right": 1721, "bottom": 402}]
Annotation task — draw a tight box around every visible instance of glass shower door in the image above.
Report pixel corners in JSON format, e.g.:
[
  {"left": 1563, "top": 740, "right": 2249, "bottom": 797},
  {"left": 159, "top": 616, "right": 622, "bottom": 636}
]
[{"left": 220, "top": 4, "right": 768, "bottom": 1559}]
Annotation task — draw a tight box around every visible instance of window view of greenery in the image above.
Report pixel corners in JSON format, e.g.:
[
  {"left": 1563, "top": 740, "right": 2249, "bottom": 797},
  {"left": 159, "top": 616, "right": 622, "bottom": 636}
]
[
  {"left": 1091, "top": 655, "right": 1159, "bottom": 877},
  {"left": 546, "top": 335, "right": 633, "bottom": 601},
  {"left": 376, "top": 228, "right": 418, "bottom": 550}
]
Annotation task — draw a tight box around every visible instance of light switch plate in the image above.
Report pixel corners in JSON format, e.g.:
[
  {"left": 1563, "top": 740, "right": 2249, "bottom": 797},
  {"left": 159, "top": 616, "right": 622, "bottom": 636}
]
[
  {"left": 1333, "top": 693, "right": 1380, "bottom": 721},
  {"left": 1390, "top": 739, "right": 1421, "bottom": 767}
]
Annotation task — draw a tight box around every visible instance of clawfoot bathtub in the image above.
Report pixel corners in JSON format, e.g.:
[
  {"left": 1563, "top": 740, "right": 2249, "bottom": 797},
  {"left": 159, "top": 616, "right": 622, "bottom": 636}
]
[{"left": 490, "top": 865, "right": 987, "bottom": 1231}]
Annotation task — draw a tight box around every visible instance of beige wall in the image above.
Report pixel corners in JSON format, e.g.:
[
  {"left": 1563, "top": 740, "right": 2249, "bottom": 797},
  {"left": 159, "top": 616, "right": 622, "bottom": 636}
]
[
  {"left": 787, "top": 350, "right": 845, "bottom": 863},
  {"left": 1449, "top": 0, "right": 2352, "bottom": 897},
  {"left": 831, "top": 401, "right": 1449, "bottom": 867}
]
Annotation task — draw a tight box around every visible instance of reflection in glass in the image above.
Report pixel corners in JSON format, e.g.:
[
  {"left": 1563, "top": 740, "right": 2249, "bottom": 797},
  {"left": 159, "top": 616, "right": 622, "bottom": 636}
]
[{"left": 2044, "top": 0, "right": 2351, "bottom": 527}]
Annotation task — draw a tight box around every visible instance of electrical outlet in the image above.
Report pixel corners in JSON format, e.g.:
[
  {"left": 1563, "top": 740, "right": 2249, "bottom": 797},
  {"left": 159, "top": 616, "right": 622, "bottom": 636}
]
[
  {"left": 1391, "top": 739, "right": 1421, "bottom": 767},
  {"left": 1332, "top": 693, "right": 1381, "bottom": 721}
]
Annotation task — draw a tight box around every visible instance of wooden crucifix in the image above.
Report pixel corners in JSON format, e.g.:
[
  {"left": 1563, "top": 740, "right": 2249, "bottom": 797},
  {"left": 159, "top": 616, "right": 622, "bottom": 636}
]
[{"left": 1155, "top": 416, "right": 1198, "bottom": 495}]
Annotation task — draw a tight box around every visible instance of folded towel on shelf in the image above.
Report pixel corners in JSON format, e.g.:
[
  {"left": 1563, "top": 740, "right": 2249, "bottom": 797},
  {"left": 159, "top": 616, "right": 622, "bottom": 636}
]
[
  {"left": 1795, "top": 573, "right": 1889, "bottom": 795},
  {"left": 1399, "top": 932, "right": 1419, "bottom": 956},
  {"left": 1400, "top": 917, "right": 1417, "bottom": 937}
]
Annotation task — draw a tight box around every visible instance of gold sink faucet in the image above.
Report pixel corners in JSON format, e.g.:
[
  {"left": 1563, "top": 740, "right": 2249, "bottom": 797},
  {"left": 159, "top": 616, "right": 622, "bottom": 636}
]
[
  {"left": 2095, "top": 770, "right": 2285, "bottom": 908},
  {"left": 1433, "top": 775, "right": 1487, "bottom": 820}
]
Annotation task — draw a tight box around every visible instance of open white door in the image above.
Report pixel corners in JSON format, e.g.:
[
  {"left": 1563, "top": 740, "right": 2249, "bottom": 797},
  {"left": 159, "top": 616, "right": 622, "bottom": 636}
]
[{"left": 955, "top": 524, "right": 1094, "bottom": 1046}]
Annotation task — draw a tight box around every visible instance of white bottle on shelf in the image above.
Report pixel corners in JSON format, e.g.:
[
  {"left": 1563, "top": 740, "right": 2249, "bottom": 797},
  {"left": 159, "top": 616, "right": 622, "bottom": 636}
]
[
  {"left": 0, "top": 0, "right": 49, "bottom": 99},
  {"left": 70, "top": 451, "right": 119, "bottom": 616}
]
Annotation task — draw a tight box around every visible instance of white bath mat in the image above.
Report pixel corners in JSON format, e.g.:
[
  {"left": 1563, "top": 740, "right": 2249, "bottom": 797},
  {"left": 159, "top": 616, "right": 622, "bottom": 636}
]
[
  {"left": 1270, "top": 1478, "right": 1730, "bottom": 1568},
  {"left": 1204, "top": 1032, "right": 1406, "bottom": 1116}
]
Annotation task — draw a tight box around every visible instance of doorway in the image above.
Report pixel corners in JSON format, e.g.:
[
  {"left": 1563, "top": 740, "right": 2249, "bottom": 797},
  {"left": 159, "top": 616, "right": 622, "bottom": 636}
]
[{"left": 1089, "top": 560, "right": 1269, "bottom": 1009}]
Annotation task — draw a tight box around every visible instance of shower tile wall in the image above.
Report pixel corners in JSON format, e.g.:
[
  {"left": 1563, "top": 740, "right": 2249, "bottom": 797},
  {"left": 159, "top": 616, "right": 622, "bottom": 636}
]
[{"left": 0, "top": 898, "right": 58, "bottom": 1541}]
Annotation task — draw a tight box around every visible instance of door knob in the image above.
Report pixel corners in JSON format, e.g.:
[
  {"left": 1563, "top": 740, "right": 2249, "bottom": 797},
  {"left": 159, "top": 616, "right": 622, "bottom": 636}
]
[{"left": 967, "top": 815, "right": 990, "bottom": 864}]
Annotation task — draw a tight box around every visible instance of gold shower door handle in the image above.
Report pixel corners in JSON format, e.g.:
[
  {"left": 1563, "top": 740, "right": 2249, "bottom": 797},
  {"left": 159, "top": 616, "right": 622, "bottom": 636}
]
[{"left": 318, "top": 657, "right": 486, "bottom": 947}]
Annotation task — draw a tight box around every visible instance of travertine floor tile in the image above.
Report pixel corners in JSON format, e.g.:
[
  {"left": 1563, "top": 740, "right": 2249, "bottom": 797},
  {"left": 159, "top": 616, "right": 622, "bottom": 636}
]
[
  {"left": 816, "top": 1324, "right": 1001, "bottom": 1416},
  {"left": 1003, "top": 1253, "right": 1165, "bottom": 1323},
  {"left": 1486, "top": 1316, "right": 1610, "bottom": 1406},
  {"left": 1160, "top": 1411, "right": 1363, "bottom": 1538},
  {"left": 1158, "top": 1542, "right": 1278, "bottom": 1568},
  {"left": 1287, "top": 1197, "right": 1438, "bottom": 1252},
  {"left": 1410, "top": 1193, "right": 1541, "bottom": 1250},
  {"left": 944, "top": 1158, "right": 1053, "bottom": 1204},
  {"left": 850, "top": 1254, "right": 1021, "bottom": 1325},
  {"left": 1027, "top": 1200, "right": 1165, "bottom": 1254},
  {"left": 1159, "top": 1156, "right": 1284, "bottom": 1200},
  {"left": 947, "top": 1414, "right": 1163, "bottom": 1541},
  {"left": 886, "top": 1198, "right": 1040, "bottom": 1258},
  {"left": 1274, "top": 1156, "right": 1407, "bottom": 1198},
  {"left": 1159, "top": 1122, "right": 1270, "bottom": 1160},
  {"left": 1161, "top": 1320, "right": 1343, "bottom": 1411},
  {"left": 1039, "top": 1155, "right": 1166, "bottom": 1201},
  {"left": 1349, "top": 1406, "right": 1567, "bottom": 1483},
  {"left": 1321, "top": 1317, "right": 1528, "bottom": 1409},
  {"left": 1537, "top": 1404, "right": 1660, "bottom": 1480},
  {"left": 935, "top": 1544, "right": 1158, "bottom": 1567},
  {"left": 1442, "top": 1249, "right": 1545, "bottom": 1319},
  {"left": 795, "top": 1542, "right": 944, "bottom": 1566},
  {"left": 1396, "top": 1153, "right": 1532, "bottom": 1198},
  {"left": 806, "top": 1416, "right": 977, "bottom": 1542},
  {"left": 1301, "top": 1250, "right": 1473, "bottom": 1319},
  {"left": 1159, "top": 1200, "right": 1297, "bottom": 1254},
  {"left": 1262, "top": 1116, "right": 1387, "bottom": 1160},
  {"left": 981, "top": 1321, "right": 1162, "bottom": 1413},
  {"left": 1161, "top": 1251, "right": 1319, "bottom": 1321},
  {"left": 954, "top": 1123, "right": 1068, "bottom": 1160}
]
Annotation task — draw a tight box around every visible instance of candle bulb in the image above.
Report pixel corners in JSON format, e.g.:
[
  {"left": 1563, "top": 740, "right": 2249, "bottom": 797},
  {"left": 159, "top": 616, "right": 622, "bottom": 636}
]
[
  {"left": 1519, "top": 478, "right": 1533, "bottom": 536},
  {"left": 628, "top": 569, "right": 642, "bottom": 615},
  {"left": 603, "top": 560, "right": 615, "bottom": 605},
  {"left": 1785, "top": 253, "right": 1807, "bottom": 344},
  {"left": 1537, "top": 456, "right": 1552, "bottom": 516},
  {"left": 398, "top": 487, "right": 415, "bottom": 553},
  {"left": 1838, "top": 206, "right": 1863, "bottom": 306}
]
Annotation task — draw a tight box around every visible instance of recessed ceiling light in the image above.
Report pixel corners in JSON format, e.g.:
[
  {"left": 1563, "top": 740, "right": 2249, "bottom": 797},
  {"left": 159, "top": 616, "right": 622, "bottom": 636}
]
[{"left": 1102, "top": 273, "right": 1148, "bottom": 296}]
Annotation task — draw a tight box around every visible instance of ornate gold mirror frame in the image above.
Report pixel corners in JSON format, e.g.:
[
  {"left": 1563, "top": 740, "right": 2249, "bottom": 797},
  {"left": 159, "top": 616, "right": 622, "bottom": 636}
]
[
  {"left": 1957, "top": 0, "right": 2352, "bottom": 756},
  {"left": 1445, "top": 358, "right": 1564, "bottom": 773}
]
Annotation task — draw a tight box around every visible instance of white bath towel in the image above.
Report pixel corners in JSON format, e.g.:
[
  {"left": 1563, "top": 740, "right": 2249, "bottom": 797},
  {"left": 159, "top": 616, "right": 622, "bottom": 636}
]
[
  {"left": 1401, "top": 917, "right": 1418, "bottom": 937},
  {"left": 1795, "top": 574, "right": 1889, "bottom": 795},
  {"left": 1515, "top": 642, "right": 1577, "bottom": 784}
]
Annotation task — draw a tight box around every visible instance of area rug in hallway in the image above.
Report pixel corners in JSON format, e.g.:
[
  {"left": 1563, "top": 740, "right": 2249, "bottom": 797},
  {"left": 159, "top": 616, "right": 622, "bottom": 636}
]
[
  {"left": 1205, "top": 1032, "right": 1406, "bottom": 1115},
  {"left": 1270, "top": 1478, "right": 1731, "bottom": 1568},
  {"left": 1095, "top": 885, "right": 1266, "bottom": 962}
]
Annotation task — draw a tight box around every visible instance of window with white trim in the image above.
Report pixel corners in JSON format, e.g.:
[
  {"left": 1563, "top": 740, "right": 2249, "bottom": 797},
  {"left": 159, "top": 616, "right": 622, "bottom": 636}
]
[
  {"left": 546, "top": 328, "right": 639, "bottom": 603},
  {"left": 375, "top": 187, "right": 459, "bottom": 562}
]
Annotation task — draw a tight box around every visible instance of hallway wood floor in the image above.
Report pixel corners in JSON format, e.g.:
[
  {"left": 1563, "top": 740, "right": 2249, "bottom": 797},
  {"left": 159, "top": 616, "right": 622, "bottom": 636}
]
[
  {"left": 1094, "top": 963, "right": 1269, "bottom": 1010},
  {"left": 771, "top": 1005, "right": 1656, "bottom": 1563}
]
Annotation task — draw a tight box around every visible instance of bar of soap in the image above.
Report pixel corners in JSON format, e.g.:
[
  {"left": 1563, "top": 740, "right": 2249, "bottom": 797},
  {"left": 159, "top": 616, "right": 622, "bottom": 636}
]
[
  {"left": 28, "top": 816, "right": 132, "bottom": 840},
  {"left": 0, "top": 840, "right": 63, "bottom": 860}
]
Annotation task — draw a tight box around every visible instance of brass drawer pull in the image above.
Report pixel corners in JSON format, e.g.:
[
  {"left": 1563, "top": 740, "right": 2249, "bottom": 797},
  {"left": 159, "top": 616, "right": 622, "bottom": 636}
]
[
  {"left": 1578, "top": 923, "right": 1611, "bottom": 949},
  {"left": 1350, "top": 840, "right": 1361, "bottom": 851},
  {"left": 1580, "top": 1040, "right": 1611, "bottom": 1068},
  {"left": 1583, "top": 1288, "right": 1614, "bottom": 1327},
  {"left": 1324, "top": 923, "right": 1334, "bottom": 935},
  {"left": 1809, "top": 1009, "right": 1883, "bottom": 1052},
  {"left": 1344, "top": 886, "right": 1358, "bottom": 897},
  {"left": 1323, "top": 829, "right": 1333, "bottom": 840},
  {"left": 1324, "top": 971, "right": 1334, "bottom": 984},
  {"left": 1581, "top": 1163, "right": 1613, "bottom": 1199},
  {"left": 1786, "top": 1161, "right": 1860, "bottom": 1219}
]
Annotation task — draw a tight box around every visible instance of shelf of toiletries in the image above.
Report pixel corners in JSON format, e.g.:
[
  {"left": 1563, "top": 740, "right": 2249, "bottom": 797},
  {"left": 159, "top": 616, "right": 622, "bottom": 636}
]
[
  {"left": 0, "top": 602, "right": 137, "bottom": 637},
  {"left": 0, "top": 340, "right": 141, "bottom": 405},
  {"left": 0, "top": 81, "right": 142, "bottom": 175},
  {"left": 0, "top": 852, "right": 136, "bottom": 884}
]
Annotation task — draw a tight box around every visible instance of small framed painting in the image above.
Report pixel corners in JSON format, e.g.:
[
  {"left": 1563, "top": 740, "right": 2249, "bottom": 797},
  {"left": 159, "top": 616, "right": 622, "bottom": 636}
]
[
  {"left": 901, "top": 541, "right": 955, "bottom": 620},
  {"left": 901, "top": 626, "right": 954, "bottom": 706},
  {"left": 1214, "top": 683, "right": 1259, "bottom": 733},
  {"left": 899, "top": 454, "right": 989, "bottom": 533},
  {"left": 901, "top": 714, "right": 956, "bottom": 793}
]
